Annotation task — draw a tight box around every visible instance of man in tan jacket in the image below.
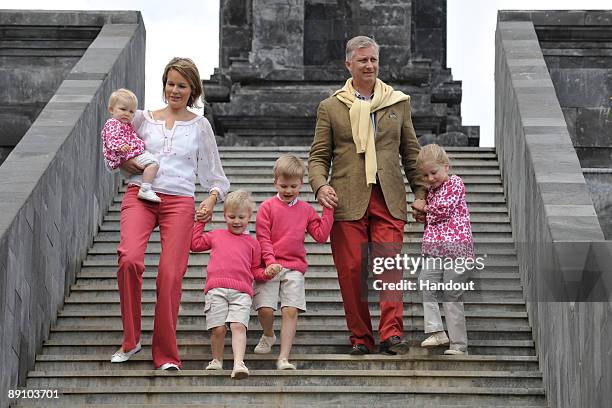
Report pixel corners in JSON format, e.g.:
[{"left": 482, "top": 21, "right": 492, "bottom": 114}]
[{"left": 309, "top": 36, "right": 426, "bottom": 355}]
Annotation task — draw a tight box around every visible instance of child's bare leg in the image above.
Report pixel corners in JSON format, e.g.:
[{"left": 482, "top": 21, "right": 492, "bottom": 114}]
[
  {"left": 210, "top": 325, "right": 227, "bottom": 361},
  {"left": 278, "top": 306, "right": 298, "bottom": 360},
  {"left": 257, "top": 307, "right": 275, "bottom": 336},
  {"left": 230, "top": 322, "right": 247, "bottom": 364},
  {"left": 141, "top": 163, "right": 159, "bottom": 184}
]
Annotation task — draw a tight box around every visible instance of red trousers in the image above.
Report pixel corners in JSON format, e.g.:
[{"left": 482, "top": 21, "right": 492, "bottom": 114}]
[
  {"left": 330, "top": 184, "right": 405, "bottom": 351},
  {"left": 117, "top": 186, "right": 194, "bottom": 368}
]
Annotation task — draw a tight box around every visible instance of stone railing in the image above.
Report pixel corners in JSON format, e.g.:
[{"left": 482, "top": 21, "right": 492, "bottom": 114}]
[
  {"left": 0, "top": 10, "right": 145, "bottom": 408},
  {"left": 496, "top": 12, "right": 611, "bottom": 408}
]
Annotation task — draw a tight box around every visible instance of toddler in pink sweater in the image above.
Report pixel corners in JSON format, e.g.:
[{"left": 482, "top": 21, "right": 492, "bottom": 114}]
[
  {"left": 253, "top": 154, "right": 334, "bottom": 370},
  {"left": 101, "top": 88, "right": 161, "bottom": 202},
  {"left": 191, "top": 190, "right": 276, "bottom": 379}
]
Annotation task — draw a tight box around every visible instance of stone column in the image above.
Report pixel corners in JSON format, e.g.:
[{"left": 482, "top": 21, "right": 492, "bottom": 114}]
[{"left": 250, "top": 0, "right": 304, "bottom": 72}]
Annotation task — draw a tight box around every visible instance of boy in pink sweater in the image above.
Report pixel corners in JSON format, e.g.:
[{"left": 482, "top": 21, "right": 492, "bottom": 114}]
[
  {"left": 253, "top": 154, "right": 334, "bottom": 370},
  {"left": 191, "top": 190, "right": 276, "bottom": 379}
]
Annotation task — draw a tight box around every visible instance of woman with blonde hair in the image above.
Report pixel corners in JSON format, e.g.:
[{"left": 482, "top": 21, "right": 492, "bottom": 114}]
[{"left": 110, "top": 57, "right": 230, "bottom": 370}]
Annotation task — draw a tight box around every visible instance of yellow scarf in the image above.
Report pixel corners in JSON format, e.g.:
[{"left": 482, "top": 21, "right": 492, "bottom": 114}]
[{"left": 334, "top": 78, "right": 409, "bottom": 185}]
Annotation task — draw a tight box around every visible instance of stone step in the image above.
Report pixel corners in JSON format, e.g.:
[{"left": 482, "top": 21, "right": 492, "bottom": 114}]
[
  {"left": 49, "top": 323, "right": 533, "bottom": 336},
  {"left": 25, "top": 369, "right": 543, "bottom": 389},
  {"left": 216, "top": 146, "right": 497, "bottom": 152},
  {"left": 52, "top": 313, "right": 529, "bottom": 330},
  {"left": 15, "top": 400, "right": 547, "bottom": 408},
  {"left": 100, "top": 212, "right": 510, "bottom": 224},
  {"left": 33, "top": 353, "right": 542, "bottom": 373},
  {"left": 94, "top": 226, "right": 512, "bottom": 242},
  {"left": 76, "top": 266, "right": 521, "bottom": 279},
  {"left": 119, "top": 183, "right": 505, "bottom": 194},
  {"left": 82, "top": 253, "right": 518, "bottom": 265},
  {"left": 64, "top": 289, "right": 525, "bottom": 304},
  {"left": 210, "top": 174, "right": 504, "bottom": 184},
  {"left": 112, "top": 191, "right": 508, "bottom": 203},
  {"left": 221, "top": 168, "right": 503, "bottom": 177},
  {"left": 61, "top": 298, "right": 528, "bottom": 314},
  {"left": 39, "top": 338, "right": 536, "bottom": 357},
  {"left": 107, "top": 202, "right": 510, "bottom": 213},
  {"left": 72, "top": 276, "right": 520, "bottom": 290},
  {"left": 218, "top": 152, "right": 499, "bottom": 160},
  {"left": 218, "top": 160, "right": 501, "bottom": 168},
  {"left": 47, "top": 327, "right": 534, "bottom": 344},
  {"left": 12, "top": 386, "right": 546, "bottom": 407},
  {"left": 68, "top": 280, "right": 523, "bottom": 293},
  {"left": 86, "top": 240, "right": 516, "bottom": 256},
  {"left": 94, "top": 230, "right": 516, "bottom": 243},
  {"left": 71, "top": 278, "right": 521, "bottom": 292},
  {"left": 69, "top": 277, "right": 522, "bottom": 293},
  {"left": 56, "top": 307, "right": 527, "bottom": 318}
]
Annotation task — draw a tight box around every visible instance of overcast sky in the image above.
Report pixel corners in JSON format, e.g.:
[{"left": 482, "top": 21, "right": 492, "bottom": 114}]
[{"left": 4, "top": 0, "right": 611, "bottom": 146}]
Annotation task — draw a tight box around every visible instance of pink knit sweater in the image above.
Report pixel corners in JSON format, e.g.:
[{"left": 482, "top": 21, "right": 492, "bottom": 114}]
[
  {"left": 190, "top": 222, "right": 268, "bottom": 297},
  {"left": 256, "top": 196, "right": 334, "bottom": 273}
]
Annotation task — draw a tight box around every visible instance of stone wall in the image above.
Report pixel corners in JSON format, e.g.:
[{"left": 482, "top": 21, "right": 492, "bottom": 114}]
[
  {"left": 501, "top": 10, "right": 612, "bottom": 169},
  {"left": 0, "top": 24, "right": 99, "bottom": 165},
  {"left": 0, "top": 10, "right": 145, "bottom": 408},
  {"left": 207, "top": 0, "right": 479, "bottom": 146},
  {"left": 496, "top": 15, "right": 611, "bottom": 408}
]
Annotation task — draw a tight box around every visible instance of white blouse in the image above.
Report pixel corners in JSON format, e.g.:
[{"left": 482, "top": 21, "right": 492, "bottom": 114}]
[{"left": 125, "top": 110, "right": 230, "bottom": 198}]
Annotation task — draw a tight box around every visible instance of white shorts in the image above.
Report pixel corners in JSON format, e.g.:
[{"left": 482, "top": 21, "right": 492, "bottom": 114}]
[
  {"left": 134, "top": 151, "right": 159, "bottom": 167},
  {"left": 119, "top": 151, "right": 158, "bottom": 177},
  {"left": 252, "top": 268, "right": 306, "bottom": 312},
  {"left": 204, "top": 288, "right": 252, "bottom": 330}
]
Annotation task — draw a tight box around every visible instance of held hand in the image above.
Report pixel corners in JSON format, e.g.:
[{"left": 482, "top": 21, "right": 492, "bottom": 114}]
[
  {"left": 196, "top": 195, "right": 217, "bottom": 223},
  {"left": 265, "top": 264, "right": 282, "bottom": 278},
  {"left": 414, "top": 211, "right": 426, "bottom": 223},
  {"left": 411, "top": 199, "right": 427, "bottom": 223},
  {"left": 119, "top": 158, "right": 144, "bottom": 175},
  {"left": 120, "top": 144, "right": 131, "bottom": 153},
  {"left": 316, "top": 185, "right": 338, "bottom": 209},
  {"left": 411, "top": 199, "right": 427, "bottom": 213}
]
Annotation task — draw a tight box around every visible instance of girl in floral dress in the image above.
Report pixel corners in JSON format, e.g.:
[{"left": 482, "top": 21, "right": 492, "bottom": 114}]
[{"left": 412, "top": 144, "right": 475, "bottom": 355}]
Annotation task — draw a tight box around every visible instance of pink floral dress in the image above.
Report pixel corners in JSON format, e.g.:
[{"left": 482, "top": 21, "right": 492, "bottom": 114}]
[
  {"left": 421, "top": 174, "right": 475, "bottom": 259},
  {"left": 101, "top": 118, "right": 145, "bottom": 170}
]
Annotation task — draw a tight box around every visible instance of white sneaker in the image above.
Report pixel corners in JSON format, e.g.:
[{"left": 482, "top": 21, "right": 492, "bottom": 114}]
[
  {"left": 206, "top": 359, "right": 223, "bottom": 370},
  {"left": 444, "top": 348, "right": 468, "bottom": 356},
  {"left": 110, "top": 343, "right": 141, "bottom": 363},
  {"left": 159, "top": 362, "right": 180, "bottom": 371},
  {"left": 231, "top": 361, "right": 249, "bottom": 379},
  {"left": 421, "top": 331, "right": 450, "bottom": 348},
  {"left": 277, "top": 358, "right": 296, "bottom": 370},
  {"left": 254, "top": 333, "right": 276, "bottom": 354},
  {"left": 138, "top": 187, "right": 161, "bottom": 203}
]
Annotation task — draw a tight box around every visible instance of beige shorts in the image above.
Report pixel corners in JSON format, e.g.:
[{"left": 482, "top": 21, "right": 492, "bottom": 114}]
[
  {"left": 204, "top": 288, "right": 252, "bottom": 330},
  {"left": 252, "top": 268, "right": 306, "bottom": 312}
]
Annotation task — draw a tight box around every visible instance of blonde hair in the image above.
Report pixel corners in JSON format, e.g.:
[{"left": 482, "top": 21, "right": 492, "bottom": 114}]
[
  {"left": 162, "top": 57, "right": 203, "bottom": 108},
  {"left": 416, "top": 144, "right": 450, "bottom": 170},
  {"left": 346, "top": 36, "right": 379, "bottom": 61},
  {"left": 224, "top": 190, "right": 255, "bottom": 214},
  {"left": 108, "top": 88, "right": 138, "bottom": 110},
  {"left": 273, "top": 154, "right": 305, "bottom": 181}
]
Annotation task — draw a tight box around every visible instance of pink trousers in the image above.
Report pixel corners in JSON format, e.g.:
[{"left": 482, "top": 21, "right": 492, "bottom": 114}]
[{"left": 117, "top": 186, "right": 194, "bottom": 368}]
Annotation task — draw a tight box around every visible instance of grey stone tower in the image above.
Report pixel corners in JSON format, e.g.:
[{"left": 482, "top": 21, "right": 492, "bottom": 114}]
[{"left": 204, "top": 0, "right": 479, "bottom": 146}]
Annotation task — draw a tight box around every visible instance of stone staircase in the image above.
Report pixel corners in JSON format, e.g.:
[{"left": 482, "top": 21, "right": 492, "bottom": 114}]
[{"left": 15, "top": 146, "right": 547, "bottom": 407}]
